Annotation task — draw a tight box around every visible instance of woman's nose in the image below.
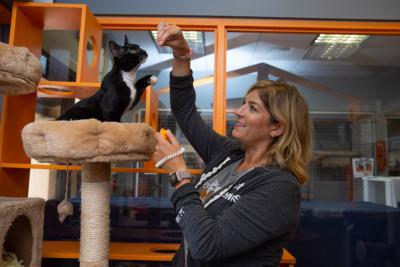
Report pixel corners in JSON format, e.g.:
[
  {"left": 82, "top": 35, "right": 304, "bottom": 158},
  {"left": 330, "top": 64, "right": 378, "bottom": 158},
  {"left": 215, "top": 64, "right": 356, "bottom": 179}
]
[{"left": 234, "top": 105, "right": 244, "bottom": 117}]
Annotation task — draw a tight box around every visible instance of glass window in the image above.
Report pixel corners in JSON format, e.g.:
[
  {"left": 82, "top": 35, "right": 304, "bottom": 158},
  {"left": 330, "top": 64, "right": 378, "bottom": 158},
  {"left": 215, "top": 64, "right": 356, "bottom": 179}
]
[
  {"left": 41, "top": 30, "right": 79, "bottom": 82},
  {"left": 226, "top": 32, "right": 400, "bottom": 201},
  {"left": 226, "top": 31, "right": 400, "bottom": 267},
  {"left": 35, "top": 29, "right": 215, "bottom": 168},
  {"left": 40, "top": 167, "right": 201, "bottom": 243},
  {"left": 36, "top": 30, "right": 79, "bottom": 122}
]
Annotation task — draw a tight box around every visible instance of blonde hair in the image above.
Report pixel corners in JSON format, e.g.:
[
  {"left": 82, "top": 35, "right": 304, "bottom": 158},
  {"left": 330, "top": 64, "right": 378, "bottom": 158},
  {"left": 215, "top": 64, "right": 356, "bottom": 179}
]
[{"left": 247, "top": 80, "right": 312, "bottom": 184}]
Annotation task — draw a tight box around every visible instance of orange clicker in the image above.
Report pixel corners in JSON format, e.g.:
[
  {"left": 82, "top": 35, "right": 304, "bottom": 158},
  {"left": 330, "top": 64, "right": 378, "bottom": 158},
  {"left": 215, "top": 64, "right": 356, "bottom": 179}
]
[{"left": 160, "top": 128, "right": 169, "bottom": 141}]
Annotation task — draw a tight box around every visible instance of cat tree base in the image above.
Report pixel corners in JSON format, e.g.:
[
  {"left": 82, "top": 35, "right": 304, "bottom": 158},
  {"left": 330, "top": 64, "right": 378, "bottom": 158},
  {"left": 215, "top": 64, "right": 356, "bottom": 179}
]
[
  {"left": 0, "top": 197, "right": 45, "bottom": 267},
  {"left": 21, "top": 119, "right": 156, "bottom": 267}
]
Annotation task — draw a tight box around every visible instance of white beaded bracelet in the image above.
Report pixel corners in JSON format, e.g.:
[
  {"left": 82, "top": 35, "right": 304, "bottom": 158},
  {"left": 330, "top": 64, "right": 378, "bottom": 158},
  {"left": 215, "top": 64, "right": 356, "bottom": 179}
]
[{"left": 155, "top": 147, "right": 186, "bottom": 168}]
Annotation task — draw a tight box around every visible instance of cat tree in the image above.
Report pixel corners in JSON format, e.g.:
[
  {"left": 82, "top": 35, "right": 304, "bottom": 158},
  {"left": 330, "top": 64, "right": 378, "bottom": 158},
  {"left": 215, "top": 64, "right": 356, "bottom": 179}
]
[
  {"left": 22, "top": 119, "right": 156, "bottom": 267},
  {"left": 0, "top": 42, "right": 44, "bottom": 267}
]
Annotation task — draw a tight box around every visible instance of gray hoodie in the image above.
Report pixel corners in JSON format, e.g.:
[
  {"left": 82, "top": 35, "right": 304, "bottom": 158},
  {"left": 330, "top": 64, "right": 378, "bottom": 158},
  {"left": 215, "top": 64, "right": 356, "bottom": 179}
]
[{"left": 169, "top": 73, "right": 301, "bottom": 267}]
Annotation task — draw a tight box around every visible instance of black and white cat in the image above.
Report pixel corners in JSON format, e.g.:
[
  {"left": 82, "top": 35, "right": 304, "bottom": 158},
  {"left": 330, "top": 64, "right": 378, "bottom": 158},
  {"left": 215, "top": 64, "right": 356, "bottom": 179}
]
[{"left": 57, "top": 36, "right": 156, "bottom": 122}]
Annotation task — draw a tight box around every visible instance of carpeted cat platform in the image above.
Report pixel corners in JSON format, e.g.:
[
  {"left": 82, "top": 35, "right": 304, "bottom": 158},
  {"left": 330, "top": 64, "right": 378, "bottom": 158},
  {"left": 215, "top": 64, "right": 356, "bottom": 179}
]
[
  {"left": 0, "top": 42, "right": 41, "bottom": 95},
  {"left": 0, "top": 197, "right": 45, "bottom": 267},
  {"left": 21, "top": 119, "right": 156, "bottom": 267},
  {"left": 22, "top": 119, "right": 156, "bottom": 163}
]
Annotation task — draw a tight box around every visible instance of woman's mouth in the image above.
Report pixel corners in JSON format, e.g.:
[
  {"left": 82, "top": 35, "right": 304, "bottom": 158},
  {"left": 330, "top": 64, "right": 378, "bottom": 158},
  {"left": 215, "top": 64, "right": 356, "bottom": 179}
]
[{"left": 235, "top": 122, "right": 246, "bottom": 128}]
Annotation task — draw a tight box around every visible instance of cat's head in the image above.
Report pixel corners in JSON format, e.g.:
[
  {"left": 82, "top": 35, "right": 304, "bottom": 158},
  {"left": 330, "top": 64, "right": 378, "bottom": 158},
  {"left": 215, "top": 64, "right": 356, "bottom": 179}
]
[{"left": 109, "top": 35, "right": 148, "bottom": 72}]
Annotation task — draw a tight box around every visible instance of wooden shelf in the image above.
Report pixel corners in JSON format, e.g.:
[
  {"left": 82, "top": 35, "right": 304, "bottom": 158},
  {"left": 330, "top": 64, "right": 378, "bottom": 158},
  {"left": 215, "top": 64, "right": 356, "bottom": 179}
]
[
  {"left": 1, "top": 163, "right": 81, "bottom": 171},
  {"left": 38, "top": 80, "right": 101, "bottom": 99},
  {"left": 42, "top": 241, "right": 296, "bottom": 264},
  {"left": 42, "top": 241, "right": 179, "bottom": 261},
  {"left": 14, "top": 2, "right": 84, "bottom": 30},
  {"left": 0, "top": 163, "right": 203, "bottom": 175}
]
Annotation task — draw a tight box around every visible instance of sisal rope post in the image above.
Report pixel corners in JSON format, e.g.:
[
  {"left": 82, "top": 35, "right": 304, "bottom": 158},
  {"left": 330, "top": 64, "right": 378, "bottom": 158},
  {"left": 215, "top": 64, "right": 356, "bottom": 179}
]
[{"left": 80, "top": 163, "right": 111, "bottom": 267}]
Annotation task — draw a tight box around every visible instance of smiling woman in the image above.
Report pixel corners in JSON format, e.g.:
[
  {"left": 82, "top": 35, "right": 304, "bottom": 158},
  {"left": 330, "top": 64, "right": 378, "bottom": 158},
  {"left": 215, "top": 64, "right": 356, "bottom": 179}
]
[
  {"left": 233, "top": 80, "right": 311, "bottom": 183},
  {"left": 152, "top": 22, "right": 312, "bottom": 267}
]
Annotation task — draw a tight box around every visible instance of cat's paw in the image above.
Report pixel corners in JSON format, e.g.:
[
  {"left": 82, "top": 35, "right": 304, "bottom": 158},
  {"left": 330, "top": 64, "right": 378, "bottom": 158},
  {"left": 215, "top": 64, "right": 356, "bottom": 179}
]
[
  {"left": 135, "top": 74, "right": 157, "bottom": 91},
  {"left": 150, "top": 75, "right": 158, "bottom": 85}
]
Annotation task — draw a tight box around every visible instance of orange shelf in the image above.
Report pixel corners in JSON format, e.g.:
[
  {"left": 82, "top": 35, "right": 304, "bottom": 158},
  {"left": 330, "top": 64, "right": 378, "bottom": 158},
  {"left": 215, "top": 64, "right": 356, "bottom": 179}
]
[
  {"left": 1, "top": 163, "right": 81, "bottom": 171},
  {"left": 42, "top": 241, "right": 295, "bottom": 264},
  {"left": 42, "top": 241, "right": 179, "bottom": 261},
  {"left": 13, "top": 2, "right": 84, "bottom": 30},
  {"left": 0, "top": 163, "right": 203, "bottom": 175},
  {"left": 38, "top": 80, "right": 100, "bottom": 99},
  {"left": 11, "top": 2, "right": 102, "bottom": 84}
]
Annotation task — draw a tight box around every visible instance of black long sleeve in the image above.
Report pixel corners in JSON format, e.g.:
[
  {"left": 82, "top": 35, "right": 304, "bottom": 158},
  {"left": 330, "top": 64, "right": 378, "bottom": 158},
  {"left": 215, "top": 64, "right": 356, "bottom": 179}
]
[{"left": 169, "top": 72, "right": 301, "bottom": 266}]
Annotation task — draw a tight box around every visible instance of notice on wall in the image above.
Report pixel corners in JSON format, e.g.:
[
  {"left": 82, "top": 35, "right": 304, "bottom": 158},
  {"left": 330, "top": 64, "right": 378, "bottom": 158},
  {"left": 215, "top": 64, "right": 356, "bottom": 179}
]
[{"left": 352, "top": 158, "right": 374, "bottom": 178}]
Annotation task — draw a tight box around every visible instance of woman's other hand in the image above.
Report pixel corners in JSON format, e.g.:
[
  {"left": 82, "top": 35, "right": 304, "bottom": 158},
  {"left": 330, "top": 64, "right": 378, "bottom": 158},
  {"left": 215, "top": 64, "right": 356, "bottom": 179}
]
[
  {"left": 154, "top": 129, "right": 188, "bottom": 174},
  {"left": 157, "top": 22, "right": 191, "bottom": 58}
]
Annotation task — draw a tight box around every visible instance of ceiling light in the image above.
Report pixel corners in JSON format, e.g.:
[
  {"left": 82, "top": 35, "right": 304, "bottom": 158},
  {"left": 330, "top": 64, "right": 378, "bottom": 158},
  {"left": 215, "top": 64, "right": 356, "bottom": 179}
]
[
  {"left": 150, "top": 30, "right": 205, "bottom": 56},
  {"left": 313, "top": 34, "right": 369, "bottom": 45},
  {"left": 304, "top": 34, "right": 369, "bottom": 60}
]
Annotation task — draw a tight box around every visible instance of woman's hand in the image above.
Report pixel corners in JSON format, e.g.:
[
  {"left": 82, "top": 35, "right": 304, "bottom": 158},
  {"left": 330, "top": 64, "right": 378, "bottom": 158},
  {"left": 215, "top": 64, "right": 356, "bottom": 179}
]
[
  {"left": 157, "top": 22, "right": 191, "bottom": 59},
  {"left": 153, "top": 129, "right": 188, "bottom": 174}
]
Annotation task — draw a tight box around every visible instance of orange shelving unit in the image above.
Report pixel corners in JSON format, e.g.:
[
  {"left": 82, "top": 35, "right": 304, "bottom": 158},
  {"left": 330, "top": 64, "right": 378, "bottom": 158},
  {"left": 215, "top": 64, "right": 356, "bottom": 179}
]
[
  {"left": 0, "top": 2, "right": 101, "bottom": 196},
  {"left": 0, "top": 2, "right": 165, "bottom": 198}
]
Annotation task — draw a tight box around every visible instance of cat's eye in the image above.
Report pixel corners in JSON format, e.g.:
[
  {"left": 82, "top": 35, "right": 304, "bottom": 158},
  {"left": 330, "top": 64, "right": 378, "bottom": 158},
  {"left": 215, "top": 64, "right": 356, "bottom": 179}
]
[{"left": 129, "top": 49, "right": 137, "bottom": 54}]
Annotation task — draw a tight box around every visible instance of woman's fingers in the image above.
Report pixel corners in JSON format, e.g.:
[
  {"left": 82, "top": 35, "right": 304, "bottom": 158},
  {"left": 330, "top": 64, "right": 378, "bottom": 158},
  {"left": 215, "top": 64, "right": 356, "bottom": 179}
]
[
  {"left": 153, "top": 130, "right": 187, "bottom": 171},
  {"left": 157, "top": 22, "right": 184, "bottom": 47},
  {"left": 157, "top": 21, "right": 168, "bottom": 32},
  {"left": 165, "top": 129, "right": 180, "bottom": 146},
  {"left": 154, "top": 132, "right": 164, "bottom": 143},
  {"left": 158, "top": 28, "right": 180, "bottom": 45},
  {"left": 154, "top": 130, "right": 181, "bottom": 154},
  {"left": 156, "top": 22, "right": 171, "bottom": 45}
]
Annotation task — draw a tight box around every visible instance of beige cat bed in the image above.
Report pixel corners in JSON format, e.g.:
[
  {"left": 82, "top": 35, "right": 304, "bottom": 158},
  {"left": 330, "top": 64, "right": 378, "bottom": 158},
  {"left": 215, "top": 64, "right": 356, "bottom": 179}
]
[
  {"left": 21, "top": 119, "right": 156, "bottom": 267},
  {"left": 0, "top": 197, "right": 45, "bottom": 267},
  {"left": 0, "top": 42, "right": 41, "bottom": 95}
]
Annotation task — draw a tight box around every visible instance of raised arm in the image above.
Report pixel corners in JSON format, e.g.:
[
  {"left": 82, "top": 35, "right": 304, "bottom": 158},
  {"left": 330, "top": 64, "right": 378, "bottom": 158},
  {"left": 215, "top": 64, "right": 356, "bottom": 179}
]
[{"left": 157, "top": 22, "right": 234, "bottom": 163}]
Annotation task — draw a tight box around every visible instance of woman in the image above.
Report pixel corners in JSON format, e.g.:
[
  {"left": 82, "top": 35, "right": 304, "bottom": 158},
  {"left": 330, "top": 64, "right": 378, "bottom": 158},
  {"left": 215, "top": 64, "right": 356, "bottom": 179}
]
[{"left": 153, "top": 22, "right": 312, "bottom": 267}]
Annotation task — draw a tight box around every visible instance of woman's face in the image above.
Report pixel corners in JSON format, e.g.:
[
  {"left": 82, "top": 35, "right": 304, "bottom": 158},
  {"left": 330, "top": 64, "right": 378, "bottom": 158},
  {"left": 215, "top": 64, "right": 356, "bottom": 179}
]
[{"left": 232, "top": 90, "right": 278, "bottom": 148}]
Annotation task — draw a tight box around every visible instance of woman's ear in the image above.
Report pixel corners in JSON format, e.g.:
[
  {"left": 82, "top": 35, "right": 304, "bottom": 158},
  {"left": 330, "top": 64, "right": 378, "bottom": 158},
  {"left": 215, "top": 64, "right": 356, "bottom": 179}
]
[{"left": 271, "top": 123, "right": 284, "bottom": 138}]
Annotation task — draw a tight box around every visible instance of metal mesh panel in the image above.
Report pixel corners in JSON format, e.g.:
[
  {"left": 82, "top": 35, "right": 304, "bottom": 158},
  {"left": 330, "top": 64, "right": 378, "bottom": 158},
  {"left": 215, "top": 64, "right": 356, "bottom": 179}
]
[{"left": 308, "top": 113, "right": 375, "bottom": 201}]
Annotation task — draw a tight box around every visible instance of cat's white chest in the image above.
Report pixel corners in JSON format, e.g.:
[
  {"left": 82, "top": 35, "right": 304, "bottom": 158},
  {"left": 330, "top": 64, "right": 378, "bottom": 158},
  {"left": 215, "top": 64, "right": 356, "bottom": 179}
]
[{"left": 121, "top": 70, "right": 137, "bottom": 112}]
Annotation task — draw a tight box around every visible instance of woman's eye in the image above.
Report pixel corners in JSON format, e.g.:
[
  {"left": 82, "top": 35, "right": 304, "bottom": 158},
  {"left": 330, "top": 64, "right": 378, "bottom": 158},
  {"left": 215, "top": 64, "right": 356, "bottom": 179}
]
[{"left": 250, "top": 106, "right": 257, "bottom": 111}]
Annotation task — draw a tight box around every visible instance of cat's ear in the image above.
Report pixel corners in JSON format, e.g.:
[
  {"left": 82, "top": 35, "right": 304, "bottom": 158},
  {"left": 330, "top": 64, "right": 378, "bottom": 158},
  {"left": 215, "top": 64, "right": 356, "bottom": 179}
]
[
  {"left": 124, "top": 35, "right": 129, "bottom": 46},
  {"left": 109, "top": 41, "right": 120, "bottom": 58}
]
